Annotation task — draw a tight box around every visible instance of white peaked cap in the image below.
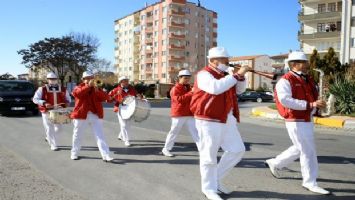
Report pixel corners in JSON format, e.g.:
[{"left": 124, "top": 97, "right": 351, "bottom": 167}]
[
  {"left": 118, "top": 76, "right": 129, "bottom": 83},
  {"left": 82, "top": 71, "right": 94, "bottom": 79},
  {"left": 46, "top": 72, "right": 58, "bottom": 79},
  {"left": 288, "top": 51, "right": 308, "bottom": 62},
  {"left": 207, "top": 47, "right": 229, "bottom": 59},
  {"left": 178, "top": 69, "right": 191, "bottom": 76}
]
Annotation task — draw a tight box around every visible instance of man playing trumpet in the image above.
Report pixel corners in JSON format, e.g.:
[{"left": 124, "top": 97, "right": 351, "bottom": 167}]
[
  {"left": 265, "top": 51, "right": 330, "bottom": 195},
  {"left": 190, "top": 47, "right": 249, "bottom": 200},
  {"left": 70, "top": 71, "right": 113, "bottom": 162}
]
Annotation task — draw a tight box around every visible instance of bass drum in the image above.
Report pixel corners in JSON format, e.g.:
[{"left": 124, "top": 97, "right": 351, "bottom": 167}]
[
  {"left": 120, "top": 96, "right": 151, "bottom": 122},
  {"left": 48, "top": 108, "right": 72, "bottom": 124}
]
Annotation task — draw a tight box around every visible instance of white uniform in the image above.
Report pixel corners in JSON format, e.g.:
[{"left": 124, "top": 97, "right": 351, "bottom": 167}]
[
  {"left": 71, "top": 112, "right": 111, "bottom": 160},
  {"left": 270, "top": 77, "right": 318, "bottom": 187},
  {"left": 117, "top": 88, "right": 132, "bottom": 143},
  {"left": 33, "top": 86, "right": 71, "bottom": 150},
  {"left": 163, "top": 116, "right": 199, "bottom": 151},
  {"left": 196, "top": 71, "right": 246, "bottom": 194}
]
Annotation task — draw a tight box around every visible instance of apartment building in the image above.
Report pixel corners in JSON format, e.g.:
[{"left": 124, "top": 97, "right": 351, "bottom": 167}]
[
  {"left": 114, "top": 0, "right": 217, "bottom": 84},
  {"left": 299, "top": 0, "right": 355, "bottom": 63}
]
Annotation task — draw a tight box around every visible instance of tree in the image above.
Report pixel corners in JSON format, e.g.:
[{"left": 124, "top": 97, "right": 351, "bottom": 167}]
[
  {"left": 0, "top": 73, "right": 16, "bottom": 80},
  {"left": 18, "top": 36, "right": 97, "bottom": 84},
  {"left": 309, "top": 49, "right": 321, "bottom": 82},
  {"left": 67, "top": 32, "right": 99, "bottom": 82}
]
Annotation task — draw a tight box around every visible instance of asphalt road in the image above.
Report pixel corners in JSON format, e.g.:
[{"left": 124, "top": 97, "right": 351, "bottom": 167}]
[{"left": 0, "top": 101, "right": 354, "bottom": 200}]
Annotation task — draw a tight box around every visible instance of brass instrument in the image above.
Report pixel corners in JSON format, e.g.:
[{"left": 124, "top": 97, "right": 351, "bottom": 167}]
[
  {"left": 228, "top": 64, "right": 277, "bottom": 80},
  {"left": 94, "top": 79, "right": 104, "bottom": 88},
  {"left": 313, "top": 68, "right": 335, "bottom": 117}
]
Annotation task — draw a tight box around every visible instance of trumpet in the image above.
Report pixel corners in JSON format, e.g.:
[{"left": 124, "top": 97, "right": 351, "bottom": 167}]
[
  {"left": 94, "top": 79, "right": 104, "bottom": 88},
  {"left": 228, "top": 64, "right": 277, "bottom": 80}
]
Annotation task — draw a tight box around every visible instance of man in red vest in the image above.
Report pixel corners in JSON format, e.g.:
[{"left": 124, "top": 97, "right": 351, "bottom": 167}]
[
  {"left": 70, "top": 71, "right": 113, "bottom": 162},
  {"left": 265, "top": 51, "right": 330, "bottom": 195},
  {"left": 33, "top": 72, "right": 71, "bottom": 151},
  {"left": 108, "top": 76, "right": 141, "bottom": 147},
  {"left": 161, "top": 69, "right": 199, "bottom": 157},
  {"left": 190, "top": 47, "right": 249, "bottom": 200}
]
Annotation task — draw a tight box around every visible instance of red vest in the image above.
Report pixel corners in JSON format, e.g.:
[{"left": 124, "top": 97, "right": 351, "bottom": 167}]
[
  {"left": 170, "top": 83, "right": 193, "bottom": 117},
  {"left": 38, "top": 85, "right": 67, "bottom": 113},
  {"left": 190, "top": 66, "right": 240, "bottom": 123},
  {"left": 274, "top": 72, "right": 318, "bottom": 122},
  {"left": 108, "top": 85, "right": 137, "bottom": 113},
  {"left": 70, "top": 83, "right": 109, "bottom": 119}
]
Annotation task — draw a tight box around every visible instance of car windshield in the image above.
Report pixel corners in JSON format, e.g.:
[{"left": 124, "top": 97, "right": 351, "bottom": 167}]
[{"left": 0, "top": 81, "right": 34, "bottom": 92}]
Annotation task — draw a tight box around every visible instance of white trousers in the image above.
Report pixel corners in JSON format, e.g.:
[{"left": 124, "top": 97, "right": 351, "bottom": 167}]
[
  {"left": 271, "top": 122, "right": 318, "bottom": 187},
  {"left": 71, "top": 112, "right": 111, "bottom": 159},
  {"left": 41, "top": 113, "right": 62, "bottom": 148},
  {"left": 163, "top": 117, "right": 200, "bottom": 151},
  {"left": 196, "top": 113, "right": 245, "bottom": 193},
  {"left": 117, "top": 112, "right": 131, "bottom": 142}
]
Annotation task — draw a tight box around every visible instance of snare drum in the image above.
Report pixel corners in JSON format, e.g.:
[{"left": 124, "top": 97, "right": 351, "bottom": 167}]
[
  {"left": 120, "top": 96, "right": 151, "bottom": 122},
  {"left": 49, "top": 108, "right": 71, "bottom": 124}
]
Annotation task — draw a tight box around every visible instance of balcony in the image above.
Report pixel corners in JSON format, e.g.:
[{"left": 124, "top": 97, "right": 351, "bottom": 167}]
[
  {"left": 145, "top": 68, "right": 153, "bottom": 74},
  {"left": 169, "top": 32, "right": 185, "bottom": 39},
  {"left": 145, "top": 49, "right": 153, "bottom": 54},
  {"left": 169, "top": 9, "right": 185, "bottom": 16},
  {"left": 298, "top": 31, "right": 341, "bottom": 40},
  {"left": 298, "top": 11, "right": 341, "bottom": 21},
  {"left": 145, "top": 58, "right": 153, "bottom": 64},
  {"left": 169, "top": 55, "right": 185, "bottom": 61},
  {"left": 145, "top": 38, "right": 153, "bottom": 44},
  {"left": 145, "top": 26, "right": 153, "bottom": 33},
  {"left": 169, "top": 21, "right": 185, "bottom": 28},
  {"left": 169, "top": 44, "right": 185, "bottom": 50}
]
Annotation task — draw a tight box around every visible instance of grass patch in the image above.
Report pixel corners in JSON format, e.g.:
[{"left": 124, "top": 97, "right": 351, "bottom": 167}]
[{"left": 268, "top": 104, "right": 277, "bottom": 110}]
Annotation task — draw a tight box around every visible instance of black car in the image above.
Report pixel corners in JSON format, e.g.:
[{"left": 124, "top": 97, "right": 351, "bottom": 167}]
[
  {"left": 0, "top": 80, "right": 38, "bottom": 115},
  {"left": 238, "top": 91, "right": 274, "bottom": 103}
]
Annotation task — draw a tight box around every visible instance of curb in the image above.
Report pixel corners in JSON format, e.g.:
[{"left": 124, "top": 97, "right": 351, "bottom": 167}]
[{"left": 251, "top": 107, "right": 355, "bottom": 129}]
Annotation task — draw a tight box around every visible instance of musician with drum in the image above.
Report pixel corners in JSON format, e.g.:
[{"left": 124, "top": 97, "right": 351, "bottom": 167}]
[
  {"left": 32, "top": 72, "right": 71, "bottom": 151},
  {"left": 108, "top": 76, "right": 142, "bottom": 147},
  {"left": 190, "top": 47, "right": 249, "bottom": 200},
  {"left": 70, "top": 71, "right": 114, "bottom": 162},
  {"left": 161, "top": 69, "right": 199, "bottom": 157}
]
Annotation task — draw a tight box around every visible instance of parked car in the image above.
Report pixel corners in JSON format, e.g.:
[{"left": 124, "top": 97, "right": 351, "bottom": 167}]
[
  {"left": 238, "top": 91, "right": 274, "bottom": 103},
  {"left": 0, "top": 80, "right": 38, "bottom": 115}
]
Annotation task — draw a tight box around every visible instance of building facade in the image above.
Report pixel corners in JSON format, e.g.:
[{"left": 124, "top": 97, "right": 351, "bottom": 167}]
[
  {"left": 229, "top": 55, "right": 274, "bottom": 91},
  {"left": 299, "top": 0, "right": 355, "bottom": 63},
  {"left": 114, "top": 0, "right": 217, "bottom": 84}
]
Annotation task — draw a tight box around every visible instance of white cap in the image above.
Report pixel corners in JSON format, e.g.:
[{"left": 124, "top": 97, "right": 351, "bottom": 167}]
[
  {"left": 178, "top": 69, "right": 191, "bottom": 77},
  {"left": 82, "top": 71, "right": 94, "bottom": 79},
  {"left": 207, "top": 47, "right": 229, "bottom": 59},
  {"left": 118, "top": 76, "right": 129, "bottom": 83},
  {"left": 46, "top": 72, "right": 58, "bottom": 79},
  {"left": 288, "top": 51, "right": 308, "bottom": 62}
]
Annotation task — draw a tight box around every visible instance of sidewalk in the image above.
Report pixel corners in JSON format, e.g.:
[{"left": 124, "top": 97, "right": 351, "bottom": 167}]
[{"left": 251, "top": 106, "right": 355, "bottom": 130}]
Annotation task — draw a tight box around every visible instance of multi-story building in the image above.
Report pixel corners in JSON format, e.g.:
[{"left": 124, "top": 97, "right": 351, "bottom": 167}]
[
  {"left": 299, "top": 0, "right": 355, "bottom": 63},
  {"left": 114, "top": 0, "right": 217, "bottom": 84},
  {"left": 270, "top": 53, "right": 289, "bottom": 74},
  {"left": 229, "top": 55, "right": 274, "bottom": 91}
]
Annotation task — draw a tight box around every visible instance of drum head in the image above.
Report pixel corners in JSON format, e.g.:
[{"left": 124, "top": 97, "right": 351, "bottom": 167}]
[{"left": 120, "top": 96, "right": 136, "bottom": 120}]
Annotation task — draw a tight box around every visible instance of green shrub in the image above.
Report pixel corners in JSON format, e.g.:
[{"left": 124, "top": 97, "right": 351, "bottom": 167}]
[{"left": 329, "top": 76, "right": 355, "bottom": 115}]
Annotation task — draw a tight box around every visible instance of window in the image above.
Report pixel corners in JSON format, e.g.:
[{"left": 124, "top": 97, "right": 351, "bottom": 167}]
[
  {"left": 155, "top": 20, "right": 158, "bottom": 26},
  {"left": 162, "top": 73, "right": 166, "bottom": 78},
  {"left": 162, "top": 6, "right": 167, "bottom": 13},
  {"left": 141, "top": 15, "right": 145, "bottom": 20},
  {"left": 162, "top": 18, "right": 167, "bottom": 24},
  {"left": 318, "top": 4, "right": 326, "bottom": 13},
  {"left": 162, "top": 29, "right": 167, "bottom": 35},
  {"left": 328, "top": 3, "right": 336, "bottom": 12},
  {"left": 162, "top": 62, "right": 166, "bottom": 67},
  {"left": 154, "top": 42, "right": 158, "bottom": 47},
  {"left": 183, "top": 7, "right": 190, "bottom": 14},
  {"left": 185, "top": 19, "right": 190, "bottom": 25},
  {"left": 337, "top": 21, "right": 342, "bottom": 30},
  {"left": 154, "top": 9, "right": 158, "bottom": 15},
  {"left": 162, "top": 51, "right": 167, "bottom": 55},
  {"left": 162, "top": 40, "right": 166, "bottom": 46},
  {"left": 338, "top": 1, "right": 342, "bottom": 11},
  {"left": 317, "top": 23, "right": 325, "bottom": 32}
]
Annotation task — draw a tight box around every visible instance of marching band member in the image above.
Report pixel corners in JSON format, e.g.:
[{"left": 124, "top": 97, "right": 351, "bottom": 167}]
[
  {"left": 190, "top": 47, "right": 249, "bottom": 200},
  {"left": 161, "top": 69, "right": 199, "bottom": 157},
  {"left": 33, "top": 72, "right": 71, "bottom": 151},
  {"left": 108, "top": 76, "right": 141, "bottom": 147},
  {"left": 70, "top": 71, "right": 113, "bottom": 162},
  {"left": 265, "top": 51, "right": 330, "bottom": 195}
]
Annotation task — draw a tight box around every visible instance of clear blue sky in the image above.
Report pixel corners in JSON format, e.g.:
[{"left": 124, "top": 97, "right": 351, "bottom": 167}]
[{"left": 0, "top": 0, "right": 300, "bottom": 76}]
